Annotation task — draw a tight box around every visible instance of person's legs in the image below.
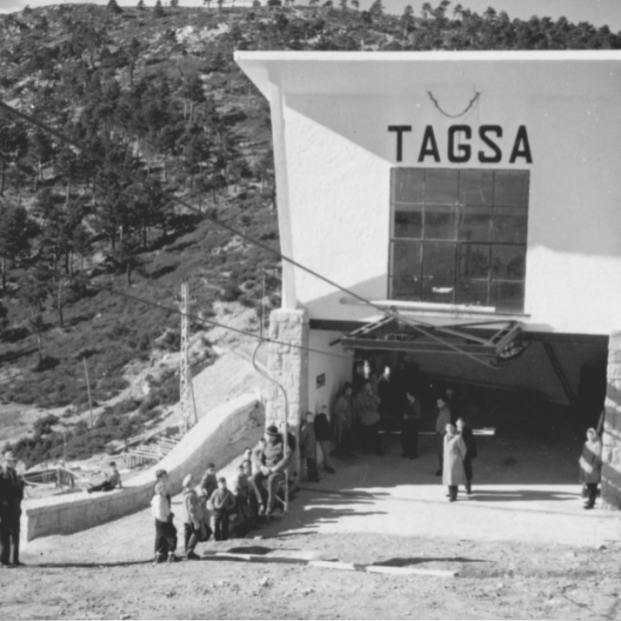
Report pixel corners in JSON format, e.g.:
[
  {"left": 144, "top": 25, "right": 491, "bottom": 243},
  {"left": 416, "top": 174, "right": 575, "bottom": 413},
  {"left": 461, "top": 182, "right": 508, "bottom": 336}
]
[
  {"left": 411, "top": 425, "right": 419, "bottom": 459},
  {"left": 185, "top": 523, "right": 199, "bottom": 558},
  {"left": 400, "top": 421, "right": 409, "bottom": 456},
  {"left": 372, "top": 423, "right": 382, "bottom": 454},
  {"left": 449, "top": 485, "right": 458, "bottom": 501},
  {"left": 341, "top": 428, "right": 354, "bottom": 455},
  {"left": 436, "top": 434, "right": 444, "bottom": 475},
  {"left": 7, "top": 508, "right": 20, "bottom": 565},
  {"left": 213, "top": 513, "right": 222, "bottom": 540},
  {"left": 163, "top": 522, "right": 177, "bottom": 553},
  {"left": 266, "top": 472, "right": 285, "bottom": 512},
  {"left": 154, "top": 519, "right": 168, "bottom": 561},
  {"left": 183, "top": 523, "right": 191, "bottom": 551},
  {"left": 250, "top": 471, "right": 268, "bottom": 512},
  {"left": 306, "top": 458, "right": 320, "bottom": 482},
  {"left": 319, "top": 440, "right": 334, "bottom": 472},
  {"left": 0, "top": 508, "right": 11, "bottom": 566},
  {"left": 360, "top": 424, "right": 371, "bottom": 453},
  {"left": 88, "top": 481, "right": 114, "bottom": 493},
  {"left": 585, "top": 483, "right": 598, "bottom": 508},
  {"left": 463, "top": 457, "right": 473, "bottom": 493},
  {"left": 221, "top": 514, "right": 229, "bottom": 541}
]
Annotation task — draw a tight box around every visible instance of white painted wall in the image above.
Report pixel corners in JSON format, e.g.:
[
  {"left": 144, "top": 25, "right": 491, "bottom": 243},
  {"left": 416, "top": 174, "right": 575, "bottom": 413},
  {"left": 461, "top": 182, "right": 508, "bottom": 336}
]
[
  {"left": 307, "top": 330, "right": 353, "bottom": 416},
  {"left": 236, "top": 52, "right": 621, "bottom": 337}
]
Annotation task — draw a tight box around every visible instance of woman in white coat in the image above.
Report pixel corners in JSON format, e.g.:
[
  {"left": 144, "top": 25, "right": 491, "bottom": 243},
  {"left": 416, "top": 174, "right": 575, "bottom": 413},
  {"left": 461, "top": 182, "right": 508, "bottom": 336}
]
[{"left": 443, "top": 423, "right": 467, "bottom": 502}]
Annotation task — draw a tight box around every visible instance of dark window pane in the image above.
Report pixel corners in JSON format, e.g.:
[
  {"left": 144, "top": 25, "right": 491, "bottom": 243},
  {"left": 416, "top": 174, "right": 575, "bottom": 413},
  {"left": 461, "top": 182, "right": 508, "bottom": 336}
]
[
  {"left": 455, "top": 279, "right": 489, "bottom": 306},
  {"left": 493, "top": 211, "right": 527, "bottom": 243},
  {"left": 490, "top": 281, "right": 525, "bottom": 312},
  {"left": 494, "top": 171, "right": 529, "bottom": 208},
  {"left": 393, "top": 168, "right": 424, "bottom": 203},
  {"left": 458, "top": 244, "right": 490, "bottom": 279},
  {"left": 391, "top": 277, "right": 421, "bottom": 301},
  {"left": 458, "top": 210, "right": 492, "bottom": 242},
  {"left": 392, "top": 241, "right": 421, "bottom": 281},
  {"left": 425, "top": 206, "right": 456, "bottom": 240},
  {"left": 459, "top": 170, "right": 494, "bottom": 206},
  {"left": 425, "top": 169, "right": 459, "bottom": 204},
  {"left": 394, "top": 206, "right": 422, "bottom": 238},
  {"left": 492, "top": 246, "right": 526, "bottom": 280},
  {"left": 422, "top": 243, "right": 455, "bottom": 302}
]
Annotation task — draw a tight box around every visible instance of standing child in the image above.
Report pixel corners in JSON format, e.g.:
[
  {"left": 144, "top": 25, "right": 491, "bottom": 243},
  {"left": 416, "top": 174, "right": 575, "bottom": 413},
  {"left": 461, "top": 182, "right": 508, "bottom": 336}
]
[
  {"left": 200, "top": 463, "right": 218, "bottom": 498},
  {"left": 232, "top": 464, "right": 254, "bottom": 534},
  {"left": 182, "top": 474, "right": 210, "bottom": 560},
  {"left": 207, "top": 477, "right": 236, "bottom": 541},
  {"left": 151, "top": 470, "right": 178, "bottom": 564},
  {"left": 300, "top": 412, "right": 320, "bottom": 482}
]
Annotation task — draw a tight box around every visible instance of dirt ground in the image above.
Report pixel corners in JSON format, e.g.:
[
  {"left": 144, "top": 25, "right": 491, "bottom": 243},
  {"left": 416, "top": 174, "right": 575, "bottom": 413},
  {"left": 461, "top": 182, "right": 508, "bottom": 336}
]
[{"left": 4, "top": 425, "right": 621, "bottom": 620}]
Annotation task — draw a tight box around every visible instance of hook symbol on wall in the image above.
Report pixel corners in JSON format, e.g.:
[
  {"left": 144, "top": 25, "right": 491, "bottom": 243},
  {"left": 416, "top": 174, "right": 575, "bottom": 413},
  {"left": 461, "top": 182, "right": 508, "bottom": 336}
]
[{"left": 427, "top": 91, "right": 482, "bottom": 118}]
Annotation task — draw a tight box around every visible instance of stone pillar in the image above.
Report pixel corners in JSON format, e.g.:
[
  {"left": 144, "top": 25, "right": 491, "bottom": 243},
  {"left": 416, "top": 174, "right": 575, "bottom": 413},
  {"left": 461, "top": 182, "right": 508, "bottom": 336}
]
[
  {"left": 602, "top": 330, "right": 621, "bottom": 509},
  {"left": 265, "top": 309, "right": 310, "bottom": 432}
]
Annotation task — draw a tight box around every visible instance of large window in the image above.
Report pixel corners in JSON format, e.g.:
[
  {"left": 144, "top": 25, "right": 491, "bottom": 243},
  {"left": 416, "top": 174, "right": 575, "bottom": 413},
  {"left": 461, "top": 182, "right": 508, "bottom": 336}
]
[{"left": 390, "top": 168, "right": 529, "bottom": 312}]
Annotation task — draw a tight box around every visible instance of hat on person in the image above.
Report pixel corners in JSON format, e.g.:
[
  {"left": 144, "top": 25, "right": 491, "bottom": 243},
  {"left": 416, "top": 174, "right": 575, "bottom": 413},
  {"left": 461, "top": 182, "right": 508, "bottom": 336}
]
[
  {"left": 4, "top": 451, "right": 16, "bottom": 462},
  {"left": 182, "top": 474, "right": 193, "bottom": 488},
  {"left": 266, "top": 425, "right": 279, "bottom": 437}
]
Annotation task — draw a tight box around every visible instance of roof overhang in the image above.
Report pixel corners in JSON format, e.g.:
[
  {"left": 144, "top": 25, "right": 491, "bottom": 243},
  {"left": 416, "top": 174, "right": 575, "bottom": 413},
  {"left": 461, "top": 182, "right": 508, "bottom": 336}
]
[{"left": 334, "top": 313, "right": 529, "bottom": 368}]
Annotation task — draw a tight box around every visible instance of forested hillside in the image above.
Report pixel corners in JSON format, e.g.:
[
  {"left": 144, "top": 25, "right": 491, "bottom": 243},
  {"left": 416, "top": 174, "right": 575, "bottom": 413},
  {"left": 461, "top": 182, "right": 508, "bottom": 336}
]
[{"left": 0, "top": 0, "right": 618, "bottom": 464}]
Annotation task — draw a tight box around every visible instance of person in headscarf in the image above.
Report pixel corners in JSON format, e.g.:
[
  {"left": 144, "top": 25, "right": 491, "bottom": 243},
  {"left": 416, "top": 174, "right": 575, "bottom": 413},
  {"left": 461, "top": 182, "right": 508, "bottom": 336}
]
[{"left": 579, "top": 428, "right": 603, "bottom": 510}]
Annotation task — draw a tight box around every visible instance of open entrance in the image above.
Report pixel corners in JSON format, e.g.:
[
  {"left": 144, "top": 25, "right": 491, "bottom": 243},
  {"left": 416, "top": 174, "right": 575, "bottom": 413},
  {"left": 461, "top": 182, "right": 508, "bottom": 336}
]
[{"left": 332, "top": 321, "right": 608, "bottom": 488}]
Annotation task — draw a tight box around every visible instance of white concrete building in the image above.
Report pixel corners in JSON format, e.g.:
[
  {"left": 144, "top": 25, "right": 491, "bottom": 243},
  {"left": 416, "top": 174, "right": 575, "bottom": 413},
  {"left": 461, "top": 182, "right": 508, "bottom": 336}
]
[{"left": 236, "top": 51, "right": 621, "bottom": 506}]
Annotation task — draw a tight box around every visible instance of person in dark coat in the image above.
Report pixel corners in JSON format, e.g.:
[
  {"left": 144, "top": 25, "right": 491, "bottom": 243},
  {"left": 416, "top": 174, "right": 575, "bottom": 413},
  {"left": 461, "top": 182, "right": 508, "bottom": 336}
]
[
  {"left": 355, "top": 380, "right": 382, "bottom": 455},
  {"left": 456, "top": 417, "right": 478, "bottom": 494},
  {"left": 299, "top": 412, "right": 320, "bottom": 482},
  {"left": 314, "top": 406, "right": 335, "bottom": 474},
  {"left": 333, "top": 383, "right": 355, "bottom": 457},
  {"left": 401, "top": 391, "right": 422, "bottom": 459},
  {"left": 0, "top": 452, "right": 25, "bottom": 567},
  {"left": 579, "top": 428, "right": 602, "bottom": 510},
  {"left": 377, "top": 365, "right": 397, "bottom": 429}
]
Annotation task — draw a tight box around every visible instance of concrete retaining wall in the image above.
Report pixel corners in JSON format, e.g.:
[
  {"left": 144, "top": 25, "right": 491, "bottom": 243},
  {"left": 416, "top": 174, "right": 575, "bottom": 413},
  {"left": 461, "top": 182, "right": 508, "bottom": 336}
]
[{"left": 23, "top": 394, "right": 264, "bottom": 543}]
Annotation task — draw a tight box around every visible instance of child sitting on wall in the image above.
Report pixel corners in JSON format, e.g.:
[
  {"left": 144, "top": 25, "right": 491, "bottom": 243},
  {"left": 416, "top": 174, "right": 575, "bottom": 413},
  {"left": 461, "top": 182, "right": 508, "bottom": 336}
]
[{"left": 87, "top": 462, "right": 123, "bottom": 493}]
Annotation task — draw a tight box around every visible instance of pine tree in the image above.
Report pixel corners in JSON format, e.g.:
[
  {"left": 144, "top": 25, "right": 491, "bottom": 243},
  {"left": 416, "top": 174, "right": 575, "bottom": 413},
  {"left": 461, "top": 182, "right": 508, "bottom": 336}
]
[
  {"left": 0, "top": 200, "right": 37, "bottom": 291},
  {"left": 369, "top": 0, "right": 383, "bottom": 17},
  {"left": 137, "top": 0, "right": 146, "bottom": 10},
  {"left": 154, "top": 0, "right": 165, "bottom": 17},
  {"left": 107, "top": 0, "right": 123, "bottom": 14}
]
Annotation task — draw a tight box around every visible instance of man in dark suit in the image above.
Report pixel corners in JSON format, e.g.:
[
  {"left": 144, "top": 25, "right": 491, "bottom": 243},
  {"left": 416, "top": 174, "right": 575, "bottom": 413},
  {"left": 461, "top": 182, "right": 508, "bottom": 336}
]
[
  {"left": 456, "top": 418, "right": 478, "bottom": 495},
  {"left": 0, "top": 451, "right": 25, "bottom": 567}
]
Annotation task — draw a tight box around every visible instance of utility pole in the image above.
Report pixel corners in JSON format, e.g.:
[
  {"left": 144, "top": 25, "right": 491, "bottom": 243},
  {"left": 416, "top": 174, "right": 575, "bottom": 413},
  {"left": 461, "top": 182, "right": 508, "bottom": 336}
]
[
  {"left": 83, "top": 356, "right": 94, "bottom": 428},
  {"left": 261, "top": 271, "right": 266, "bottom": 341},
  {"left": 179, "top": 280, "right": 198, "bottom": 434}
]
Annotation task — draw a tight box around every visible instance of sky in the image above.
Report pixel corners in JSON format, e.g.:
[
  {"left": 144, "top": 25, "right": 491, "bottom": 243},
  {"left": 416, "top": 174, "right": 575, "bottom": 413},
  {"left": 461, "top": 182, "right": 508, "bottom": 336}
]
[{"left": 0, "top": 0, "right": 620, "bottom": 32}]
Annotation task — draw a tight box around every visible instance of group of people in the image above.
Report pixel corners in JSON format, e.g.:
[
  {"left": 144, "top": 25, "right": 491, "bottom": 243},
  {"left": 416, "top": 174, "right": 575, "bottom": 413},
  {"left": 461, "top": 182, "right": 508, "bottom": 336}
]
[
  {"left": 0, "top": 389, "right": 607, "bottom": 568},
  {"left": 149, "top": 423, "right": 293, "bottom": 563}
]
